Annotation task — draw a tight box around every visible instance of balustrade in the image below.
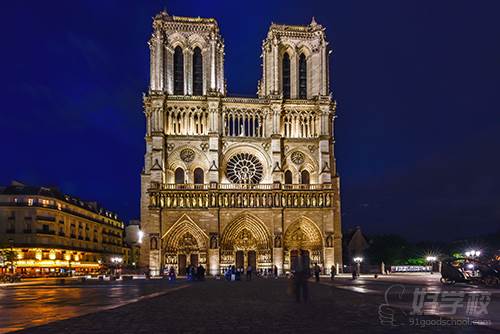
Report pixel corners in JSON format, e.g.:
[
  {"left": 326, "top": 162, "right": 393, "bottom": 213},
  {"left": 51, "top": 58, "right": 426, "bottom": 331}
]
[{"left": 148, "top": 183, "right": 334, "bottom": 209}]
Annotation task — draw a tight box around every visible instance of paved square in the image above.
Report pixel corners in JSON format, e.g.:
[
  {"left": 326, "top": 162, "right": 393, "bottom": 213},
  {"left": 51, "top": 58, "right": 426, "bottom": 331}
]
[{"left": 16, "top": 278, "right": 497, "bottom": 334}]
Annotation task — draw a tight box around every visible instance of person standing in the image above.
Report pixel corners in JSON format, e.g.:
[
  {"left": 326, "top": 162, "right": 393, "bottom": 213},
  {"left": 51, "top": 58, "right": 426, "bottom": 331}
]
[
  {"left": 313, "top": 263, "right": 321, "bottom": 282},
  {"left": 330, "top": 265, "right": 336, "bottom": 280},
  {"left": 246, "top": 264, "right": 253, "bottom": 281},
  {"left": 292, "top": 249, "right": 310, "bottom": 302},
  {"left": 273, "top": 265, "right": 278, "bottom": 279}
]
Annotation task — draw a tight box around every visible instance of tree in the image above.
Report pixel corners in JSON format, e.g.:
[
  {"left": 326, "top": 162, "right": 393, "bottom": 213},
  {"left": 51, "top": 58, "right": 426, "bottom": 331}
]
[{"left": 0, "top": 249, "right": 17, "bottom": 272}]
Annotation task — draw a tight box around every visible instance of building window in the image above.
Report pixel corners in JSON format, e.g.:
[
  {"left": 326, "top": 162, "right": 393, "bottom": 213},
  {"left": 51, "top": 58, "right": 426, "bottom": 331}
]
[
  {"left": 299, "top": 54, "right": 307, "bottom": 99},
  {"left": 301, "top": 170, "right": 310, "bottom": 185},
  {"left": 7, "top": 222, "right": 15, "bottom": 233},
  {"left": 284, "top": 170, "right": 293, "bottom": 184},
  {"left": 173, "top": 46, "right": 184, "bottom": 95},
  {"left": 192, "top": 47, "right": 203, "bottom": 96},
  {"left": 194, "top": 168, "right": 204, "bottom": 184},
  {"left": 282, "top": 53, "right": 291, "bottom": 99},
  {"left": 175, "top": 167, "right": 185, "bottom": 184}
]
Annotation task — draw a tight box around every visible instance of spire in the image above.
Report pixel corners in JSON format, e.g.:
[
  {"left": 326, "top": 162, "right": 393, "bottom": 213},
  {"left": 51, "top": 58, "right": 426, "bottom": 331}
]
[{"left": 310, "top": 16, "right": 318, "bottom": 26}]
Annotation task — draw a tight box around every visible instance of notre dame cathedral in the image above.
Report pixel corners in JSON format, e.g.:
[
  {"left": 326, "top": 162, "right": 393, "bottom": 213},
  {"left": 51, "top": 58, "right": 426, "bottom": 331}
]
[{"left": 140, "top": 10, "right": 342, "bottom": 276}]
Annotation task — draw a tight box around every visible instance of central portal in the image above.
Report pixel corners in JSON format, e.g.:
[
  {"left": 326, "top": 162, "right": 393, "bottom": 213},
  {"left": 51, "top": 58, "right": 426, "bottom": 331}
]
[
  {"left": 248, "top": 250, "right": 256, "bottom": 269},
  {"left": 235, "top": 250, "right": 244, "bottom": 269},
  {"left": 234, "top": 250, "right": 257, "bottom": 270},
  {"left": 221, "top": 213, "right": 273, "bottom": 272}
]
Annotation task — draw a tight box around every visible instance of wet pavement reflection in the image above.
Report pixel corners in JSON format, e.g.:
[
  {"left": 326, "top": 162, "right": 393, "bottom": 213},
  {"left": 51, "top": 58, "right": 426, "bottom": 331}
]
[
  {"left": 323, "top": 274, "right": 500, "bottom": 330},
  {"left": 0, "top": 279, "right": 184, "bottom": 333}
]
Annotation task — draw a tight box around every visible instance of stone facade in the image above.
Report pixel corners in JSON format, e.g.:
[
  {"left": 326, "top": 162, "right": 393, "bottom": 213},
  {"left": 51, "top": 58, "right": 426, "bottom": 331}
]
[{"left": 140, "top": 11, "right": 342, "bottom": 276}]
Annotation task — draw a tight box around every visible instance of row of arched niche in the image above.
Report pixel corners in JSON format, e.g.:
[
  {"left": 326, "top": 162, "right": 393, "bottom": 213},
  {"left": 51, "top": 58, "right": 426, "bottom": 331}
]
[{"left": 172, "top": 167, "right": 310, "bottom": 185}]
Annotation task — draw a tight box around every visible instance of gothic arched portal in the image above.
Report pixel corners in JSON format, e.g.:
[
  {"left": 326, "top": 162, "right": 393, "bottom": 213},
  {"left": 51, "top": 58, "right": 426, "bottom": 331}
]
[{"left": 220, "top": 213, "right": 273, "bottom": 270}]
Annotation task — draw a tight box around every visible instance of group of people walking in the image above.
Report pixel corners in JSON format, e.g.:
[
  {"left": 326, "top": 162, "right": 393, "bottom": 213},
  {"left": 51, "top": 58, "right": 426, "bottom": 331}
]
[{"left": 166, "top": 264, "right": 206, "bottom": 281}]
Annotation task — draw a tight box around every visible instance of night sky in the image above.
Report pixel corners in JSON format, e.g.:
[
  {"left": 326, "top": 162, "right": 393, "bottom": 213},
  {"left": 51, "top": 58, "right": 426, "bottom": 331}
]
[{"left": 1, "top": 1, "right": 499, "bottom": 241}]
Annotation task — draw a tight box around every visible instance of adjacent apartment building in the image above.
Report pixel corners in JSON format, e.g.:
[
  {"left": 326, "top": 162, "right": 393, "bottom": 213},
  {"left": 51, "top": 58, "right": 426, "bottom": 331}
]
[{"left": 0, "top": 181, "right": 125, "bottom": 276}]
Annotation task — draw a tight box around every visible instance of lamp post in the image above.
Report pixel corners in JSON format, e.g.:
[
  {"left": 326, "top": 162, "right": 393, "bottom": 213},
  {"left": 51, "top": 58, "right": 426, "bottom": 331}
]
[
  {"left": 353, "top": 257, "right": 363, "bottom": 278},
  {"left": 426, "top": 256, "right": 437, "bottom": 274},
  {"left": 465, "top": 250, "right": 481, "bottom": 259}
]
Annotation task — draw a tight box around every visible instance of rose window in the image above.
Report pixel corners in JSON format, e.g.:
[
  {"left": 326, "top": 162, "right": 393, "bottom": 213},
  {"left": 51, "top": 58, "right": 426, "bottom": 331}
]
[
  {"left": 180, "top": 148, "right": 195, "bottom": 163},
  {"left": 226, "top": 153, "right": 263, "bottom": 184}
]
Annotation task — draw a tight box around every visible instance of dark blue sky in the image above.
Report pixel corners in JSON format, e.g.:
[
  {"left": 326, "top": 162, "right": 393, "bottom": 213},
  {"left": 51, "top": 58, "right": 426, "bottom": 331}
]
[{"left": 1, "top": 1, "right": 499, "bottom": 241}]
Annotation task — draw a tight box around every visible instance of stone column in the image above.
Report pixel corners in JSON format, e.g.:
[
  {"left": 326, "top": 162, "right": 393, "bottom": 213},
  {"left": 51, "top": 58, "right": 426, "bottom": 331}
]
[
  {"left": 272, "top": 36, "right": 279, "bottom": 94},
  {"left": 149, "top": 31, "right": 164, "bottom": 92},
  {"left": 184, "top": 48, "right": 193, "bottom": 96},
  {"left": 273, "top": 247, "right": 283, "bottom": 275},
  {"left": 208, "top": 248, "right": 220, "bottom": 276},
  {"left": 207, "top": 97, "right": 220, "bottom": 183},
  {"left": 165, "top": 46, "right": 174, "bottom": 95},
  {"left": 324, "top": 246, "right": 335, "bottom": 275},
  {"left": 210, "top": 33, "right": 216, "bottom": 91}
]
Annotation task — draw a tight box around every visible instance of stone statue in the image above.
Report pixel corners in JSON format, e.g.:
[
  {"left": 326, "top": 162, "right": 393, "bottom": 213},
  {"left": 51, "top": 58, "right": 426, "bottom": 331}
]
[
  {"left": 326, "top": 234, "right": 333, "bottom": 248},
  {"left": 274, "top": 234, "right": 282, "bottom": 248},
  {"left": 210, "top": 234, "right": 218, "bottom": 249},
  {"left": 150, "top": 236, "right": 158, "bottom": 250}
]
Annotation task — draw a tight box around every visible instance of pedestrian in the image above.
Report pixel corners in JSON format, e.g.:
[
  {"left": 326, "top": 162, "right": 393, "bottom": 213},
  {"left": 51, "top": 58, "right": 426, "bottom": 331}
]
[
  {"left": 313, "top": 263, "right": 321, "bottom": 282},
  {"left": 246, "top": 264, "right": 253, "bottom": 281},
  {"left": 292, "top": 249, "right": 310, "bottom": 302},
  {"left": 168, "top": 266, "right": 176, "bottom": 281},
  {"left": 330, "top": 265, "right": 336, "bottom": 280},
  {"left": 352, "top": 268, "right": 357, "bottom": 280},
  {"left": 197, "top": 264, "right": 205, "bottom": 281},
  {"left": 273, "top": 265, "right": 278, "bottom": 279}
]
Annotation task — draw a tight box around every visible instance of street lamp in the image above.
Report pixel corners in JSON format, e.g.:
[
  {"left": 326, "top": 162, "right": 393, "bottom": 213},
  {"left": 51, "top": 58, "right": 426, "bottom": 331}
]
[
  {"left": 465, "top": 250, "right": 481, "bottom": 258},
  {"left": 426, "top": 256, "right": 437, "bottom": 274},
  {"left": 353, "top": 257, "right": 363, "bottom": 277}
]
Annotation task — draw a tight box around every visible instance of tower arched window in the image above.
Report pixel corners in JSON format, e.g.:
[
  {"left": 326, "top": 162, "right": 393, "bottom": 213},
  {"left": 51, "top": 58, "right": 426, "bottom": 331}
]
[
  {"left": 174, "top": 46, "right": 184, "bottom": 95},
  {"left": 299, "top": 53, "right": 307, "bottom": 99},
  {"left": 282, "top": 53, "right": 291, "bottom": 99},
  {"left": 284, "top": 170, "right": 293, "bottom": 184},
  {"left": 175, "top": 167, "right": 185, "bottom": 184},
  {"left": 193, "top": 47, "right": 203, "bottom": 96},
  {"left": 194, "top": 168, "right": 204, "bottom": 184},
  {"left": 301, "top": 170, "right": 310, "bottom": 185}
]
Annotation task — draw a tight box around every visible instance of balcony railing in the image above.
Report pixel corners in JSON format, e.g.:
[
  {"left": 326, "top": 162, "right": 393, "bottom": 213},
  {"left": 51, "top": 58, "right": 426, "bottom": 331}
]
[
  {"left": 36, "top": 229, "right": 55, "bottom": 235},
  {"left": 149, "top": 183, "right": 336, "bottom": 209},
  {"left": 157, "top": 183, "right": 332, "bottom": 191},
  {"left": 0, "top": 202, "right": 122, "bottom": 228}
]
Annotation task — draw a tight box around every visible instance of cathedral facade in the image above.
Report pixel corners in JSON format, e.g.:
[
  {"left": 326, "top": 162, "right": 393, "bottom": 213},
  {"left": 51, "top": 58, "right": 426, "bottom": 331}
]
[{"left": 140, "top": 11, "right": 342, "bottom": 276}]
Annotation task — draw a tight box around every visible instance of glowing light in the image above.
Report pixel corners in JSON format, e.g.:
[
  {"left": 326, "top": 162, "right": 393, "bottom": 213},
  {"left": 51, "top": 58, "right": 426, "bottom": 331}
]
[
  {"left": 137, "top": 230, "right": 144, "bottom": 244},
  {"left": 35, "top": 252, "right": 42, "bottom": 260},
  {"left": 465, "top": 250, "right": 481, "bottom": 258},
  {"left": 353, "top": 257, "right": 363, "bottom": 263},
  {"left": 49, "top": 252, "right": 56, "bottom": 260},
  {"left": 426, "top": 256, "right": 437, "bottom": 262}
]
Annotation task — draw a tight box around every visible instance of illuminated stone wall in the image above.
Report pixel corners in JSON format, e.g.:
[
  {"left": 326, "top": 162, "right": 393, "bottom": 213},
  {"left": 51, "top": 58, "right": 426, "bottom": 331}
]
[{"left": 140, "top": 12, "right": 342, "bottom": 276}]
